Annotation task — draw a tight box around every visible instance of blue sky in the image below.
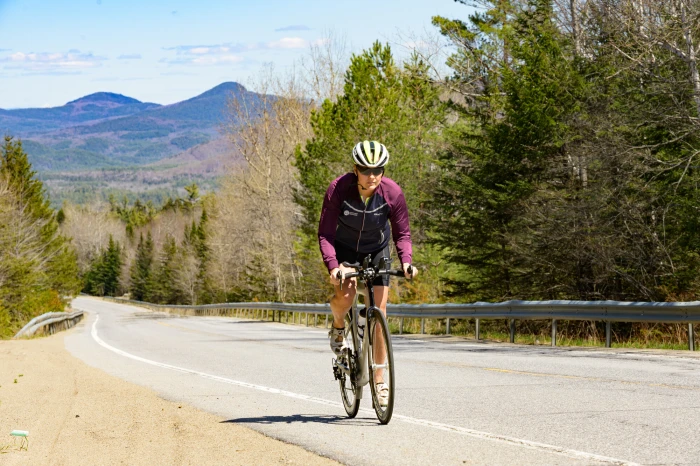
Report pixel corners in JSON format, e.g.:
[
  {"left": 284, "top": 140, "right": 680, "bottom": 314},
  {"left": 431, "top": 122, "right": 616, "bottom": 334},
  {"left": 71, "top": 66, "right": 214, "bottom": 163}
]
[{"left": 0, "top": 0, "right": 472, "bottom": 109}]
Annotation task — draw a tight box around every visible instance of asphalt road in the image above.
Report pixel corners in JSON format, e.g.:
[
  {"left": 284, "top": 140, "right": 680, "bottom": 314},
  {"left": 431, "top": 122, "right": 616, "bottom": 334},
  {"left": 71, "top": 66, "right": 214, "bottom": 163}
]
[{"left": 67, "top": 297, "right": 700, "bottom": 465}]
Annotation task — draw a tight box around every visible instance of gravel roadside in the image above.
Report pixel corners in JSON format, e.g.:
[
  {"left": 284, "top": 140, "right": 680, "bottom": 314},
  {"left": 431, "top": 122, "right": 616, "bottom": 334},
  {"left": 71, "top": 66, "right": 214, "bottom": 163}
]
[{"left": 0, "top": 330, "right": 340, "bottom": 466}]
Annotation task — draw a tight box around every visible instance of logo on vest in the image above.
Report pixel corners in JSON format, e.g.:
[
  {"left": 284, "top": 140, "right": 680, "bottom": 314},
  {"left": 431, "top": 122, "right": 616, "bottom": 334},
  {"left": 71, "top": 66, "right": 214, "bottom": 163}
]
[{"left": 344, "top": 210, "right": 349, "bottom": 216}]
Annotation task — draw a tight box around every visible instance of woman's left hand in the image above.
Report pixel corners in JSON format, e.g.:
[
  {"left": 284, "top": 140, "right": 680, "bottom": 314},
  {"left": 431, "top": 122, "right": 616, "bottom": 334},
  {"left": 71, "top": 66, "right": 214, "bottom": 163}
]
[{"left": 403, "top": 263, "right": 417, "bottom": 279}]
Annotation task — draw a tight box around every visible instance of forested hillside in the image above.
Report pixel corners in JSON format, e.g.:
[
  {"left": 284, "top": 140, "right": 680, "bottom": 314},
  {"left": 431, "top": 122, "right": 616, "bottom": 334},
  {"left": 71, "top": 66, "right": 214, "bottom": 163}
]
[
  {"left": 0, "top": 137, "right": 81, "bottom": 338},
  {"left": 57, "top": 0, "right": 700, "bottom": 345},
  {"left": 1, "top": 82, "right": 254, "bottom": 206}
]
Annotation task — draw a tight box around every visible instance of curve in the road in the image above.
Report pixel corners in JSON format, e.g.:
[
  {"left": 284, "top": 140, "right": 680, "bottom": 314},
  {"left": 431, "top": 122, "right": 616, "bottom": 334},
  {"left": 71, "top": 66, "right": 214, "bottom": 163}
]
[{"left": 90, "top": 314, "right": 639, "bottom": 466}]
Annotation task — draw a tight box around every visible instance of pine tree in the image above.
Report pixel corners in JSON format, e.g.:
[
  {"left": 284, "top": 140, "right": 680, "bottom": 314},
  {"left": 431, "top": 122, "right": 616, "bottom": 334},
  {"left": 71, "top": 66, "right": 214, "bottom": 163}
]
[
  {"left": 103, "top": 235, "right": 122, "bottom": 296},
  {"left": 130, "top": 232, "right": 154, "bottom": 301},
  {"left": 295, "top": 42, "right": 446, "bottom": 302},
  {"left": 83, "top": 235, "right": 122, "bottom": 296},
  {"left": 430, "top": 0, "right": 586, "bottom": 300},
  {"left": 151, "top": 235, "right": 180, "bottom": 304},
  {"left": 0, "top": 137, "right": 80, "bottom": 332}
]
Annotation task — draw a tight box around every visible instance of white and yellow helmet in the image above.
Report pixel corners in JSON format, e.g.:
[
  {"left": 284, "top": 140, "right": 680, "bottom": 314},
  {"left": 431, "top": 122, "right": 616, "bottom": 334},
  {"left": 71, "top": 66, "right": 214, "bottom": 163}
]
[{"left": 352, "top": 140, "right": 389, "bottom": 168}]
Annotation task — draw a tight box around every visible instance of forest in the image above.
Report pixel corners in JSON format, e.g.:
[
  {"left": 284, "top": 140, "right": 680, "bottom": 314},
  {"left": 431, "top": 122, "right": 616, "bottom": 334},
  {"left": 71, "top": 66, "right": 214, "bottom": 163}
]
[{"left": 4, "top": 0, "right": 700, "bottom": 345}]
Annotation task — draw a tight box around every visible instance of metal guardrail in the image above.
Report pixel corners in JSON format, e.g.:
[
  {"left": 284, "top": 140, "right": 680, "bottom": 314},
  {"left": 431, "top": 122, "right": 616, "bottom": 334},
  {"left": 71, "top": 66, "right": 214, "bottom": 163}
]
[
  {"left": 13, "top": 310, "right": 84, "bottom": 339},
  {"left": 98, "top": 297, "right": 700, "bottom": 351}
]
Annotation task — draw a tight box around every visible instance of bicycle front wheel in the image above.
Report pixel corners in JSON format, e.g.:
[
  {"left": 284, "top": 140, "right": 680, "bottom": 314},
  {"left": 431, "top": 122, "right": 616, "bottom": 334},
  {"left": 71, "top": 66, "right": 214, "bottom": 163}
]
[
  {"left": 367, "top": 308, "right": 395, "bottom": 424},
  {"left": 339, "top": 313, "right": 361, "bottom": 418}
]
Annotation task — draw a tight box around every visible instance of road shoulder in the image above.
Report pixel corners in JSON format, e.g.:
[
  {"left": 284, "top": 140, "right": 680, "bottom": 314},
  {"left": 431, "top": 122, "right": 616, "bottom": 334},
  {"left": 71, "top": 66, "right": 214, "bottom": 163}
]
[{"left": 0, "top": 330, "right": 339, "bottom": 466}]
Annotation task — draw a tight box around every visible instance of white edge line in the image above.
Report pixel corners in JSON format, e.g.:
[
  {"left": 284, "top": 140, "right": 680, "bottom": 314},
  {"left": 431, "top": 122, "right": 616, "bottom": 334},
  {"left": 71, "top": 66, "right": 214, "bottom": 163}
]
[{"left": 88, "top": 313, "right": 639, "bottom": 466}]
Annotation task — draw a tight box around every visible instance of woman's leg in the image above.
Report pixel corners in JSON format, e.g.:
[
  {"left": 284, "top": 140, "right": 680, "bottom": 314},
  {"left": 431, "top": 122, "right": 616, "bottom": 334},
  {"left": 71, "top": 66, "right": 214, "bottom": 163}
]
[{"left": 330, "top": 280, "right": 356, "bottom": 328}]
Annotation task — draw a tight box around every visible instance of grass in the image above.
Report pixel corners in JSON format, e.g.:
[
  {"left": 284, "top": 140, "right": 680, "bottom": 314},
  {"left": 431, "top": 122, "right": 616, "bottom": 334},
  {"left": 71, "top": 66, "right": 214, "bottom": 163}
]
[{"left": 385, "top": 317, "right": 695, "bottom": 351}]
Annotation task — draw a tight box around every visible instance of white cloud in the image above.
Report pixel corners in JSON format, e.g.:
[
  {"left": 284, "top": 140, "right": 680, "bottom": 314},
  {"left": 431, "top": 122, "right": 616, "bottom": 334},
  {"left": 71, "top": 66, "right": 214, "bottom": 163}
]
[
  {"left": 162, "top": 37, "right": 313, "bottom": 66},
  {"left": 1, "top": 50, "right": 106, "bottom": 72},
  {"left": 162, "top": 43, "right": 250, "bottom": 66},
  {"left": 267, "top": 37, "right": 307, "bottom": 49},
  {"left": 191, "top": 55, "right": 243, "bottom": 65}
]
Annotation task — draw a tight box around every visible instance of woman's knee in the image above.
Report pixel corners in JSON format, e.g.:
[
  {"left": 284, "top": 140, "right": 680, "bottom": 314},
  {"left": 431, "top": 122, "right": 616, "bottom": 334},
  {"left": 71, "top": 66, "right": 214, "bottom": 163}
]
[{"left": 332, "top": 290, "right": 355, "bottom": 308}]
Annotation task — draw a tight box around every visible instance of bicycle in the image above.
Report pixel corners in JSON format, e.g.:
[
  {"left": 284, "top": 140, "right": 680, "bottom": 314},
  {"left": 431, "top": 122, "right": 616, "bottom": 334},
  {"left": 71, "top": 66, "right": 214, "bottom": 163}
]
[{"left": 331, "top": 255, "right": 412, "bottom": 425}]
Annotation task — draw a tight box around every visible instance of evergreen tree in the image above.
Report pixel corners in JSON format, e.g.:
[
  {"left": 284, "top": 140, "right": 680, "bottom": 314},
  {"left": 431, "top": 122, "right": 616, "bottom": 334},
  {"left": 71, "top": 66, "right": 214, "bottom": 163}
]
[
  {"left": 0, "top": 137, "right": 80, "bottom": 334},
  {"left": 431, "top": 0, "right": 587, "bottom": 300},
  {"left": 295, "top": 42, "right": 446, "bottom": 302},
  {"left": 130, "top": 232, "right": 154, "bottom": 301},
  {"left": 151, "top": 235, "right": 180, "bottom": 304},
  {"left": 84, "top": 235, "right": 122, "bottom": 296}
]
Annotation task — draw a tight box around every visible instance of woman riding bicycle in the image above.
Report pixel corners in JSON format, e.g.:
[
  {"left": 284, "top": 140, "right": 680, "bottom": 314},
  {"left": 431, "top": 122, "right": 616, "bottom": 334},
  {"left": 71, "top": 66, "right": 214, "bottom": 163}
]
[{"left": 318, "top": 140, "right": 417, "bottom": 370}]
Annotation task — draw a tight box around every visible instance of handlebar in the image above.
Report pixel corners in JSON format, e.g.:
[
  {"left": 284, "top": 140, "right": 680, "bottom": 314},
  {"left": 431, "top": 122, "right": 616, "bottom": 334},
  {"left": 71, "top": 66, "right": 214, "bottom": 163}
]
[{"left": 336, "top": 264, "right": 414, "bottom": 290}]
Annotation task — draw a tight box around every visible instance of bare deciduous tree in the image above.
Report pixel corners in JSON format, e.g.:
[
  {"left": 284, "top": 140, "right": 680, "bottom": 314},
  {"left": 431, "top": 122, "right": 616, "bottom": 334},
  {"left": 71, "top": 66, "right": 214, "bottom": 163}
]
[
  {"left": 301, "top": 30, "right": 349, "bottom": 104},
  {"left": 214, "top": 66, "right": 313, "bottom": 301},
  {"left": 60, "top": 202, "right": 125, "bottom": 273}
]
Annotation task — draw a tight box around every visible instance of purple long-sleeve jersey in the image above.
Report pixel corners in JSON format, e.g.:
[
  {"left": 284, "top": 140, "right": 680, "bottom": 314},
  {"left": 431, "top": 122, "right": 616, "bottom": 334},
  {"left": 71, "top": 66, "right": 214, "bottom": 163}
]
[{"left": 318, "top": 173, "right": 413, "bottom": 272}]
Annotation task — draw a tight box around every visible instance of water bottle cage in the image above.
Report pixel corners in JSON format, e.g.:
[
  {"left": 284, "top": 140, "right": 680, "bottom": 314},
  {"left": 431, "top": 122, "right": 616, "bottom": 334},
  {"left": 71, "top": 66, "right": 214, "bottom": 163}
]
[{"left": 357, "top": 307, "right": 367, "bottom": 339}]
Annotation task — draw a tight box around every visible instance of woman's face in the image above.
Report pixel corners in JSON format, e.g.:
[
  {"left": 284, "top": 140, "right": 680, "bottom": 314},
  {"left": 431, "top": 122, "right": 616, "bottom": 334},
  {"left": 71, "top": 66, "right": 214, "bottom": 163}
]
[{"left": 355, "top": 165, "right": 384, "bottom": 191}]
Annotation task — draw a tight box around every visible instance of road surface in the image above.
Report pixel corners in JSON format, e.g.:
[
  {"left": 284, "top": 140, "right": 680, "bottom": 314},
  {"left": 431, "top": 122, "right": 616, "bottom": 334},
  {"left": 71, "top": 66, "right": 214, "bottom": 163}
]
[{"left": 68, "top": 296, "right": 700, "bottom": 465}]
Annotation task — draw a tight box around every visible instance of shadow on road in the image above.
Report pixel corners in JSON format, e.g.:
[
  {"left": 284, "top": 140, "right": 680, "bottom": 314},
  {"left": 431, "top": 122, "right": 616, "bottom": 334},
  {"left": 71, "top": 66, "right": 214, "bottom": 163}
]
[{"left": 222, "top": 414, "right": 378, "bottom": 426}]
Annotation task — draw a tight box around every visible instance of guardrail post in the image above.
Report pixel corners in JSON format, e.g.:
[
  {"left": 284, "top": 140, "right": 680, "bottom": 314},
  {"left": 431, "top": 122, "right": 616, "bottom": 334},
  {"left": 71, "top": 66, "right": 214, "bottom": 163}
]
[
  {"left": 475, "top": 318, "right": 480, "bottom": 340},
  {"left": 420, "top": 318, "right": 425, "bottom": 334},
  {"left": 551, "top": 320, "right": 557, "bottom": 347},
  {"left": 689, "top": 324, "right": 695, "bottom": 351},
  {"left": 605, "top": 322, "right": 611, "bottom": 348},
  {"left": 446, "top": 318, "right": 451, "bottom": 335},
  {"left": 399, "top": 317, "right": 404, "bottom": 335},
  {"left": 306, "top": 313, "right": 309, "bottom": 326},
  {"left": 325, "top": 314, "right": 328, "bottom": 328},
  {"left": 509, "top": 319, "right": 515, "bottom": 343}
]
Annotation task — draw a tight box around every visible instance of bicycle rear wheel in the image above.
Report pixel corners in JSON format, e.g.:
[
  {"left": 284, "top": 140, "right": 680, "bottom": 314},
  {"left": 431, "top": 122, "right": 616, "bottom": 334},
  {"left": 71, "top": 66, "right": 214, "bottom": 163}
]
[
  {"left": 338, "top": 313, "right": 360, "bottom": 417},
  {"left": 367, "top": 308, "right": 395, "bottom": 424}
]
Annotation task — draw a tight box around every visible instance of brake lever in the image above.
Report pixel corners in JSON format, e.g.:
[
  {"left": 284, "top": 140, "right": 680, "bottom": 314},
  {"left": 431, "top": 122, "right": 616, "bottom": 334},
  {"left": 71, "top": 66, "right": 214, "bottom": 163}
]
[{"left": 336, "top": 270, "right": 344, "bottom": 290}]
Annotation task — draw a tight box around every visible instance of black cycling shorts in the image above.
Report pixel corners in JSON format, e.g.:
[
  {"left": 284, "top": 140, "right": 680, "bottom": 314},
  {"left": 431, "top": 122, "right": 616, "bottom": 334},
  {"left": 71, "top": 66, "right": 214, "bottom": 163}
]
[{"left": 334, "top": 242, "right": 391, "bottom": 287}]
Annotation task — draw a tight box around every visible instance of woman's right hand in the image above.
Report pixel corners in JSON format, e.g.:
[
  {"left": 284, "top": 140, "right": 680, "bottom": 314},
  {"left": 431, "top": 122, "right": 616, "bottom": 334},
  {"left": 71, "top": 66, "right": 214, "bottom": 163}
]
[
  {"left": 329, "top": 267, "right": 342, "bottom": 286},
  {"left": 329, "top": 264, "right": 355, "bottom": 287}
]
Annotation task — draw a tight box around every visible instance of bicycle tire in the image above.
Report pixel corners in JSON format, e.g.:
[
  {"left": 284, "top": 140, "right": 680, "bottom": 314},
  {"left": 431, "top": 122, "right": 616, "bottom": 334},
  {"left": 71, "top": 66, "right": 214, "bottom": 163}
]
[
  {"left": 339, "top": 313, "right": 361, "bottom": 418},
  {"left": 367, "top": 307, "right": 395, "bottom": 424}
]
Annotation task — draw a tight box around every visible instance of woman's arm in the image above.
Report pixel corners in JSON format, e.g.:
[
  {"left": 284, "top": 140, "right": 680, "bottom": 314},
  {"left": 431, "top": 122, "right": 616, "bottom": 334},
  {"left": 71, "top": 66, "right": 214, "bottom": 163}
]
[{"left": 318, "top": 180, "right": 343, "bottom": 271}]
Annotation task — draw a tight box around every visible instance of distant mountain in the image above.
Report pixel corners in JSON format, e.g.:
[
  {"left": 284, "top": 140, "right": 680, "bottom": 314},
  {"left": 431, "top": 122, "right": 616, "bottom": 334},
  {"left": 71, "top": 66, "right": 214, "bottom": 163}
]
[
  {"left": 1, "top": 82, "right": 259, "bottom": 172},
  {"left": 142, "top": 82, "right": 247, "bottom": 122},
  {"left": 0, "top": 92, "right": 161, "bottom": 135}
]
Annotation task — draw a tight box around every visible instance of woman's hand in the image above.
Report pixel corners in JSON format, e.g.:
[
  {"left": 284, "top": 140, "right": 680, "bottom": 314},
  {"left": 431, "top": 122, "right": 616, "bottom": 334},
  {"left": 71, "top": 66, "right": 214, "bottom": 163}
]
[
  {"left": 329, "top": 267, "right": 342, "bottom": 286},
  {"left": 403, "top": 263, "right": 418, "bottom": 279},
  {"left": 329, "top": 264, "right": 356, "bottom": 287}
]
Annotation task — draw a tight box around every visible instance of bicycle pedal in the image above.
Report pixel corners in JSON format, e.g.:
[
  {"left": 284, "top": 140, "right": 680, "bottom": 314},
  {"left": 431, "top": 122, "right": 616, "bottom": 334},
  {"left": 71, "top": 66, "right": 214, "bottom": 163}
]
[{"left": 335, "top": 359, "right": 350, "bottom": 372}]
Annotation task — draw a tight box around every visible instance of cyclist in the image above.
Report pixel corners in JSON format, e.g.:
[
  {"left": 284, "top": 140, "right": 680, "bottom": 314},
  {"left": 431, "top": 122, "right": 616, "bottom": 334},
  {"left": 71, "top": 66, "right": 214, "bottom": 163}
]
[{"left": 318, "top": 140, "right": 417, "bottom": 404}]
